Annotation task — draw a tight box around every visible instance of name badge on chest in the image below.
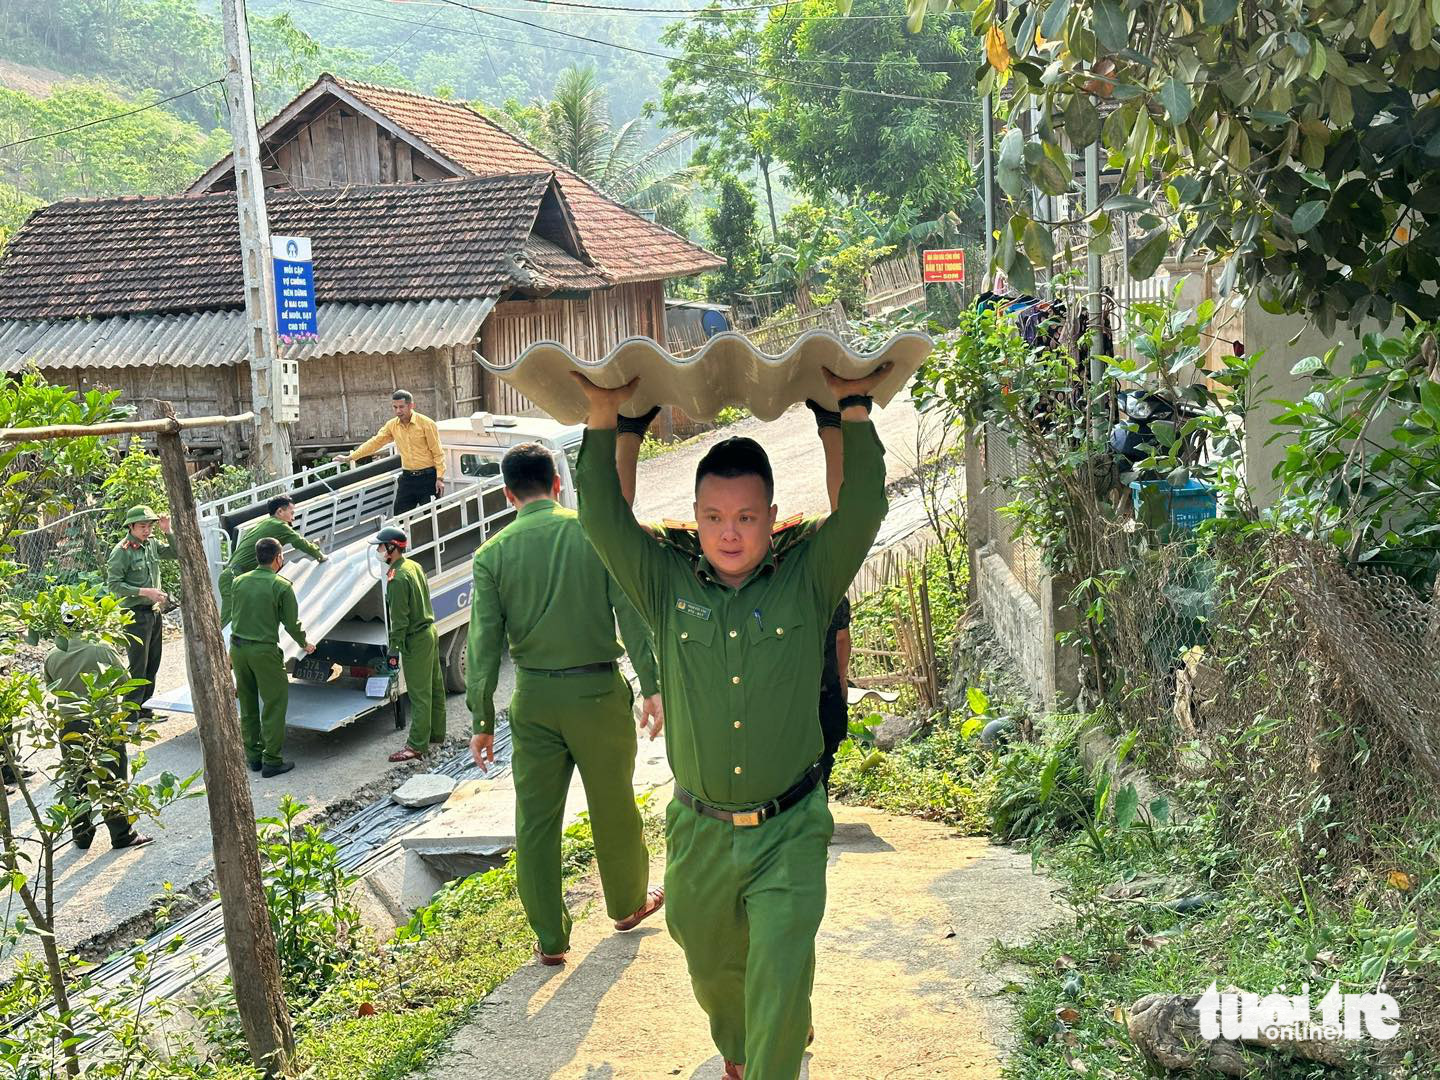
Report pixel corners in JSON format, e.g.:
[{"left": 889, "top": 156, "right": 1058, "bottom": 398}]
[{"left": 675, "top": 597, "right": 712, "bottom": 621}]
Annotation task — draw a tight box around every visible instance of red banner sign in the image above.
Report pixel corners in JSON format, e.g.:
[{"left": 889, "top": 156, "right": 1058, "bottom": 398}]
[{"left": 922, "top": 248, "right": 966, "bottom": 283}]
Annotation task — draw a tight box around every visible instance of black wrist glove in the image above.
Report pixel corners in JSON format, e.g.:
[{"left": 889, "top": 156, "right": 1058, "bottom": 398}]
[
  {"left": 805, "top": 399, "right": 842, "bottom": 432},
  {"left": 838, "top": 394, "right": 874, "bottom": 412},
  {"left": 617, "top": 405, "right": 662, "bottom": 438}
]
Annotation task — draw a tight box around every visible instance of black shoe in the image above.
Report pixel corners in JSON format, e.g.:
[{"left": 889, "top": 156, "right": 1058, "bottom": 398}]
[
  {"left": 112, "top": 833, "right": 154, "bottom": 850},
  {"left": 1, "top": 764, "right": 35, "bottom": 785},
  {"left": 260, "top": 761, "right": 295, "bottom": 778},
  {"left": 248, "top": 759, "right": 263, "bottom": 772},
  {"left": 73, "top": 832, "right": 95, "bottom": 851}
]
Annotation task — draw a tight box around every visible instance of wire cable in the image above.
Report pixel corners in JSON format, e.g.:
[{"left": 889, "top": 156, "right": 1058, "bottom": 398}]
[
  {"left": 0, "top": 80, "right": 226, "bottom": 153},
  {"left": 432, "top": 0, "right": 977, "bottom": 105}
]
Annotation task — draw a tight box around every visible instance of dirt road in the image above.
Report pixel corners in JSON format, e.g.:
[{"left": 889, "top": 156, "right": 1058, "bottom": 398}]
[
  {"left": 3, "top": 393, "right": 933, "bottom": 969},
  {"left": 421, "top": 800, "right": 1064, "bottom": 1079}
]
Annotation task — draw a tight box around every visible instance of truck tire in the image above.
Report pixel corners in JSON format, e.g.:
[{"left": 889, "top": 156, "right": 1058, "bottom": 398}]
[{"left": 442, "top": 629, "right": 468, "bottom": 695}]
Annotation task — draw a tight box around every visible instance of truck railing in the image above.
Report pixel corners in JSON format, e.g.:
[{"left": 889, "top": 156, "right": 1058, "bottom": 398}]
[{"left": 386, "top": 472, "right": 515, "bottom": 582}]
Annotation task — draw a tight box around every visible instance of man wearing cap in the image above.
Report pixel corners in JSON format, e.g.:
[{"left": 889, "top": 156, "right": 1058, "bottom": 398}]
[
  {"left": 44, "top": 609, "right": 153, "bottom": 851},
  {"left": 571, "top": 365, "right": 891, "bottom": 1080},
  {"left": 342, "top": 390, "right": 445, "bottom": 515},
  {"left": 375, "top": 527, "right": 446, "bottom": 761},
  {"left": 106, "top": 505, "right": 175, "bottom": 719},
  {"left": 230, "top": 536, "right": 317, "bottom": 777},
  {"left": 219, "top": 496, "right": 327, "bottom": 627},
  {"left": 466, "top": 442, "right": 666, "bottom": 967}
]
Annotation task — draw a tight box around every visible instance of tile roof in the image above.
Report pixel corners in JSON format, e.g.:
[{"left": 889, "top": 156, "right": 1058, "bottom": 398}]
[
  {"left": 202, "top": 74, "right": 722, "bottom": 285},
  {"left": 0, "top": 173, "right": 602, "bottom": 321}
]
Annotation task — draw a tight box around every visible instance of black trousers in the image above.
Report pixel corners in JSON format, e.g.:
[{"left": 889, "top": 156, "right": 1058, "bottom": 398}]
[
  {"left": 125, "top": 606, "right": 163, "bottom": 714},
  {"left": 62, "top": 718, "right": 136, "bottom": 848},
  {"left": 818, "top": 689, "right": 849, "bottom": 790},
  {"left": 394, "top": 468, "right": 438, "bottom": 515}
]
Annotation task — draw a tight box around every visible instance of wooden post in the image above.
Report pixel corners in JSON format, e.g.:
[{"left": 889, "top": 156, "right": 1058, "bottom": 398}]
[{"left": 154, "top": 403, "right": 295, "bottom": 1076}]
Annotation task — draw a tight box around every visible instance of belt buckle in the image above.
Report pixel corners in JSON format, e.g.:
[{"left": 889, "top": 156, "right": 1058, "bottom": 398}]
[{"left": 731, "top": 809, "right": 763, "bottom": 827}]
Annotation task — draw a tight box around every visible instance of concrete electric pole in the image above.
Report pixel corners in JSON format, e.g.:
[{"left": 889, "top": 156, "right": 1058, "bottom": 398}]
[{"left": 220, "top": 0, "right": 295, "bottom": 479}]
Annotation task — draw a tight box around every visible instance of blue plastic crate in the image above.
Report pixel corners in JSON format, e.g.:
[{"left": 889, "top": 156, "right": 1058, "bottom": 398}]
[{"left": 1129, "top": 478, "right": 1217, "bottom": 532}]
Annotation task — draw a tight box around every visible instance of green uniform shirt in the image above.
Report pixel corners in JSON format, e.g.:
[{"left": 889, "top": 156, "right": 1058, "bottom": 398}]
[
  {"left": 465, "top": 498, "right": 660, "bottom": 736},
  {"left": 230, "top": 567, "right": 309, "bottom": 648},
  {"left": 44, "top": 638, "right": 123, "bottom": 697},
  {"left": 106, "top": 532, "right": 176, "bottom": 610},
  {"left": 385, "top": 556, "right": 435, "bottom": 653},
  {"left": 225, "top": 516, "right": 325, "bottom": 577},
  {"left": 576, "top": 421, "right": 887, "bottom": 809}
]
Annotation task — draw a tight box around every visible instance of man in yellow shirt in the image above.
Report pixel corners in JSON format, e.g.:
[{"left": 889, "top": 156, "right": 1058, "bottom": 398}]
[{"left": 341, "top": 389, "right": 446, "bottom": 514}]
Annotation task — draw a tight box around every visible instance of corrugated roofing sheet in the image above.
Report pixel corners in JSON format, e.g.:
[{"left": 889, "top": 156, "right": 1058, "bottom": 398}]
[{"left": 0, "top": 298, "right": 496, "bottom": 372}]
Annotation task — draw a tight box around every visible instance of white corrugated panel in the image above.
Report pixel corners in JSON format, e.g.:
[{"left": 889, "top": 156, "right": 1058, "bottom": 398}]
[{"left": 0, "top": 298, "right": 497, "bottom": 372}]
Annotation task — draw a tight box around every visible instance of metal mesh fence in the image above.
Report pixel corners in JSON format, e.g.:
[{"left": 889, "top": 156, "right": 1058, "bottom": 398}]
[
  {"left": 978, "top": 426, "right": 1048, "bottom": 604},
  {"left": 14, "top": 506, "right": 110, "bottom": 586}
]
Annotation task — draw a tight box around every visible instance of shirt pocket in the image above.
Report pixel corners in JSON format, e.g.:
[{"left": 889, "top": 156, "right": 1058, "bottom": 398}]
[
  {"left": 745, "top": 614, "right": 807, "bottom": 685},
  {"left": 675, "top": 615, "right": 717, "bottom": 649}
]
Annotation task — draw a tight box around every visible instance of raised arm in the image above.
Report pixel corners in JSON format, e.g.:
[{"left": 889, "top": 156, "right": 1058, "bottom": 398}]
[
  {"left": 802, "top": 365, "right": 893, "bottom": 609},
  {"left": 806, "top": 399, "right": 844, "bottom": 513},
  {"left": 570, "top": 373, "right": 673, "bottom": 626},
  {"left": 615, "top": 405, "right": 661, "bottom": 507}
]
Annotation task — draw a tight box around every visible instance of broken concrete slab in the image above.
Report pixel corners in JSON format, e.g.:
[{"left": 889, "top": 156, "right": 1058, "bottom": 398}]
[{"left": 392, "top": 773, "right": 458, "bottom": 808}]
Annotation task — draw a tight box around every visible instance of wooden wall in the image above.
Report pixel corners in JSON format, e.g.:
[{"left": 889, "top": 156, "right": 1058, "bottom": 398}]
[
  {"left": 45, "top": 364, "right": 246, "bottom": 458},
  {"left": 295, "top": 348, "right": 452, "bottom": 449},
  {"left": 478, "top": 282, "right": 665, "bottom": 415},
  {"left": 263, "top": 104, "right": 452, "bottom": 188}
]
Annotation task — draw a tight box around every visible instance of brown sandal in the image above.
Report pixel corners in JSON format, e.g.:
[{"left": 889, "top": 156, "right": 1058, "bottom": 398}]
[
  {"left": 533, "top": 943, "right": 567, "bottom": 966},
  {"left": 613, "top": 886, "right": 665, "bottom": 931},
  {"left": 388, "top": 746, "right": 424, "bottom": 763}
]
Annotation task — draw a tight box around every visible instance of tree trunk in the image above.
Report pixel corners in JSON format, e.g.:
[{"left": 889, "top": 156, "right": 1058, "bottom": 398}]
[
  {"left": 758, "top": 155, "right": 779, "bottom": 241},
  {"left": 155, "top": 406, "right": 295, "bottom": 1077}
]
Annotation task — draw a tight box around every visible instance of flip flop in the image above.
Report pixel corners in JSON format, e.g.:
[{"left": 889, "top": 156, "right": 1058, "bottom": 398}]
[
  {"left": 388, "top": 747, "right": 424, "bottom": 763},
  {"left": 614, "top": 886, "right": 665, "bottom": 931}
]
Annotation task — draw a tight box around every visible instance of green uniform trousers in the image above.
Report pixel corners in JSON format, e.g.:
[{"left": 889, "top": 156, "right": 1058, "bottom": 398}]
[
  {"left": 509, "top": 668, "right": 648, "bottom": 956},
  {"left": 665, "top": 785, "right": 833, "bottom": 1079},
  {"left": 402, "top": 626, "right": 446, "bottom": 751},
  {"left": 231, "top": 641, "right": 289, "bottom": 766},
  {"left": 124, "top": 607, "right": 164, "bottom": 713}
]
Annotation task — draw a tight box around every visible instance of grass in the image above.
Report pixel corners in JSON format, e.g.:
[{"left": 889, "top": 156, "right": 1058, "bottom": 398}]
[
  {"left": 181, "top": 815, "right": 614, "bottom": 1080},
  {"left": 636, "top": 406, "right": 751, "bottom": 461}
]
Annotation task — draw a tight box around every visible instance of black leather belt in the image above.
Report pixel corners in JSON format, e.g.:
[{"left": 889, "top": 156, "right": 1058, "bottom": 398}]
[
  {"left": 520, "top": 661, "right": 617, "bottom": 677},
  {"left": 676, "top": 763, "right": 822, "bottom": 828},
  {"left": 230, "top": 635, "right": 271, "bottom": 648},
  {"left": 402, "top": 467, "right": 437, "bottom": 476}
]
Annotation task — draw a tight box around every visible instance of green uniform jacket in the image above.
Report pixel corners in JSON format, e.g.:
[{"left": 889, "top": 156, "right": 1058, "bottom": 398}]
[
  {"left": 465, "top": 499, "right": 660, "bottom": 736},
  {"left": 231, "top": 567, "right": 309, "bottom": 648},
  {"left": 385, "top": 556, "right": 434, "bottom": 652},
  {"left": 577, "top": 421, "right": 887, "bottom": 809},
  {"left": 44, "top": 638, "right": 123, "bottom": 697},
  {"left": 106, "top": 532, "right": 176, "bottom": 610},
  {"left": 225, "top": 516, "right": 325, "bottom": 577}
]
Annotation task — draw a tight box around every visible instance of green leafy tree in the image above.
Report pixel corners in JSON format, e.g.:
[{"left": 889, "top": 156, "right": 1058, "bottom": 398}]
[
  {"left": 661, "top": 3, "right": 781, "bottom": 237},
  {"left": 760, "top": 0, "right": 979, "bottom": 218},
  {"left": 706, "top": 173, "right": 763, "bottom": 302},
  {"left": 924, "top": 0, "right": 1440, "bottom": 332}
]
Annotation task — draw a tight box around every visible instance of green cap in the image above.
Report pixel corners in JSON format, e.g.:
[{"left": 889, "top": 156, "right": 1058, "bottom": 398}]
[{"left": 123, "top": 505, "right": 160, "bottom": 526}]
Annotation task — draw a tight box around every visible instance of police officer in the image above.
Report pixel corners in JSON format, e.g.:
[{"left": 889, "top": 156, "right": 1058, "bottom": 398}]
[
  {"left": 467, "top": 443, "right": 666, "bottom": 966},
  {"left": 571, "top": 364, "right": 891, "bottom": 1080},
  {"left": 105, "top": 505, "right": 175, "bottom": 719},
  {"left": 230, "top": 537, "right": 316, "bottom": 777},
  {"left": 44, "top": 608, "right": 153, "bottom": 851},
  {"left": 219, "top": 495, "right": 327, "bottom": 627},
  {"left": 342, "top": 390, "right": 446, "bottom": 515},
  {"left": 375, "top": 527, "right": 446, "bottom": 761}
]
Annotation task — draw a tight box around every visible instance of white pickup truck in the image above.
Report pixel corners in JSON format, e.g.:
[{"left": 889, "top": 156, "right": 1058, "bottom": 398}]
[{"left": 148, "top": 412, "right": 583, "bottom": 733}]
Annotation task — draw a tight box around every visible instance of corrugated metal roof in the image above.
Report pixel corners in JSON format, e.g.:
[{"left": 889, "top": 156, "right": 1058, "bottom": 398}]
[{"left": 0, "top": 298, "right": 496, "bottom": 372}]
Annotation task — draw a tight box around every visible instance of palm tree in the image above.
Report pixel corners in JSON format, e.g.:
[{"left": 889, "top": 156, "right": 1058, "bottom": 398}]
[{"left": 539, "top": 66, "right": 697, "bottom": 228}]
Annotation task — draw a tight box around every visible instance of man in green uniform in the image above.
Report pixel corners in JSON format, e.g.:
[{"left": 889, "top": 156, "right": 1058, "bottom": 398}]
[
  {"left": 44, "top": 608, "right": 153, "bottom": 851},
  {"left": 571, "top": 364, "right": 891, "bottom": 1079},
  {"left": 230, "top": 537, "right": 317, "bottom": 777},
  {"left": 219, "top": 495, "right": 327, "bottom": 627},
  {"left": 466, "top": 442, "right": 666, "bottom": 965},
  {"left": 106, "top": 505, "right": 176, "bottom": 719},
  {"left": 376, "top": 526, "right": 446, "bottom": 762}
]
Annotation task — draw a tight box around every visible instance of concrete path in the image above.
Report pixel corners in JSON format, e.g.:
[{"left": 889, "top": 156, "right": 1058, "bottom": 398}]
[
  {"left": 418, "top": 800, "right": 1065, "bottom": 1079},
  {"left": 3, "top": 392, "right": 931, "bottom": 968}
]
